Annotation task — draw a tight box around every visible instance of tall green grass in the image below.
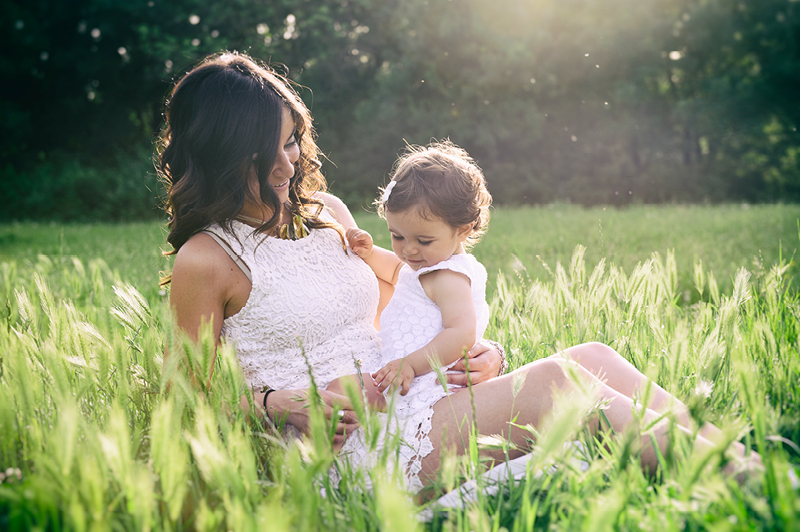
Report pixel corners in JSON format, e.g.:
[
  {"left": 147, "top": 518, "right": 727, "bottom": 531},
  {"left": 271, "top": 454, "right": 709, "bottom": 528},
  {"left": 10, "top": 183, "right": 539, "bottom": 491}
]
[
  {"left": 0, "top": 222, "right": 169, "bottom": 301},
  {"left": 0, "top": 207, "right": 799, "bottom": 530},
  {"left": 362, "top": 203, "right": 800, "bottom": 299},
  {"left": 2, "top": 203, "right": 798, "bottom": 301}
]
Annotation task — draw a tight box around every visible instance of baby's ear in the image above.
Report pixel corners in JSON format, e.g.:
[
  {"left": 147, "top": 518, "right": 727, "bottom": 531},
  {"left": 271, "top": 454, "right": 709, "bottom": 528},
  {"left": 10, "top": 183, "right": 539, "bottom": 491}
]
[{"left": 455, "top": 222, "right": 473, "bottom": 241}]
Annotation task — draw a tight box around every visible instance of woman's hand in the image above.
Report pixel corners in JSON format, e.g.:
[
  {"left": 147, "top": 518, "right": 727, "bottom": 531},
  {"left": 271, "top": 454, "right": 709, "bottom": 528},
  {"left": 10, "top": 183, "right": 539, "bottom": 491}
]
[
  {"left": 446, "top": 340, "right": 503, "bottom": 387},
  {"left": 269, "top": 388, "right": 360, "bottom": 447},
  {"left": 327, "top": 374, "right": 388, "bottom": 412}
]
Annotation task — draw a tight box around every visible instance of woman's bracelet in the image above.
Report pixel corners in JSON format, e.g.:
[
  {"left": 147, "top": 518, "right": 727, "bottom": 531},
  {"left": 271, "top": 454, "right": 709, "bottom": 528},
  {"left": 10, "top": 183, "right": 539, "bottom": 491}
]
[
  {"left": 262, "top": 387, "right": 276, "bottom": 417},
  {"left": 485, "top": 339, "right": 508, "bottom": 375}
]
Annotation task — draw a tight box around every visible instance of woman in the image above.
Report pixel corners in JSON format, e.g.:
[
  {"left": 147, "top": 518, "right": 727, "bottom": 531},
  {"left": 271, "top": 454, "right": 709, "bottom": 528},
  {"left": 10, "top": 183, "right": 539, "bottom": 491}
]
[{"left": 161, "top": 52, "right": 756, "bottom": 495}]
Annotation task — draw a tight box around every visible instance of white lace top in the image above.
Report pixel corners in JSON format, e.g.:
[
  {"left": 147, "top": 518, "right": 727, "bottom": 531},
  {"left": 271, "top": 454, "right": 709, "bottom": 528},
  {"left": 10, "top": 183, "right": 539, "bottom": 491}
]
[{"left": 210, "top": 219, "right": 383, "bottom": 391}]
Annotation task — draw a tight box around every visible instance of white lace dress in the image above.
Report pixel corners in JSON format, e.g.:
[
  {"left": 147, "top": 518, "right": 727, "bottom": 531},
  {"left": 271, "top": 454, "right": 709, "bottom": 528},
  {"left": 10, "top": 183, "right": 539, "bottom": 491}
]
[
  {"left": 205, "top": 219, "right": 408, "bottom": 489},
  {"left": 213, "top": 220, "right": 383, "bottom": 392},
  {"left": 378, "top": 254, "right": 490, "bottom": 493}
]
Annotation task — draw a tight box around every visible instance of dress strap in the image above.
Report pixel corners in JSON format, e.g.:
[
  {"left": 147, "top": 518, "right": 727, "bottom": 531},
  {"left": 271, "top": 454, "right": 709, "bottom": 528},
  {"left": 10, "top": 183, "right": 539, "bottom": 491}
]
[{"left": 201, "top": 229, "right": 252, "bottom": 283}]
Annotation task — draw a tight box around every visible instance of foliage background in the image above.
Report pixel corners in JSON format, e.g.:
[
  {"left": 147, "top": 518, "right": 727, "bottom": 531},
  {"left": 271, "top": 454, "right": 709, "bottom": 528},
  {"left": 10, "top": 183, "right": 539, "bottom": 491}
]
[{"left": 2, "top": 0, "right": 799, "bottom": 221}]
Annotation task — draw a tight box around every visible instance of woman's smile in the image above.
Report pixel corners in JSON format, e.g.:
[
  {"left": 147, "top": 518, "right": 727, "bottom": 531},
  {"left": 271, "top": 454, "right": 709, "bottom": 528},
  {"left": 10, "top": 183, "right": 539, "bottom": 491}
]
[{"left": 272, "top": 178, "right": 290, "bottom": 190}]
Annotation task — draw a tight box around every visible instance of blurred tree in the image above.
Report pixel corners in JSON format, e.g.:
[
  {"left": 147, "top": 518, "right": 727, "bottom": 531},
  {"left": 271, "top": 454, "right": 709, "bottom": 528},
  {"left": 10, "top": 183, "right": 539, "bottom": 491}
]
[
  {"left": 0, "top": 0, "right": 381, "bottom": 218},
  {"left": 1, "top": 0, "right": 798, "bottom": 220},
  {"left": 323, "top": 0, "right": 799, "bottom": 205}
]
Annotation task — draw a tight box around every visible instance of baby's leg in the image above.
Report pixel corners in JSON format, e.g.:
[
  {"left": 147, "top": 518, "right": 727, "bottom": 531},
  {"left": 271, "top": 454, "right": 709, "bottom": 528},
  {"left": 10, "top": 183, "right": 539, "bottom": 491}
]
[{"left": 327, "top": 373, "right": 387, "bottom": 412}]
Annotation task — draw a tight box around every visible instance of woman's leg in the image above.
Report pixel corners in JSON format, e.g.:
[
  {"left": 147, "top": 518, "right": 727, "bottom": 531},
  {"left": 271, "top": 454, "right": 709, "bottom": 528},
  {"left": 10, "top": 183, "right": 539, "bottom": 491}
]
[
  {"left": 419, "top": 357, "right": 724, "bottom": 490},
  {"left": 557, "top": 342, "right": 748, "bottom": 456}
]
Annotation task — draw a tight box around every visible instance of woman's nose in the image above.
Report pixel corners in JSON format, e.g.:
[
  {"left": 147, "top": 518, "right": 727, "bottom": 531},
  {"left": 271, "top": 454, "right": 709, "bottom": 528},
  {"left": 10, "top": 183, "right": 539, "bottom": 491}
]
[{"left": 272, "top": 149, "right": 295, "bottom": 178}]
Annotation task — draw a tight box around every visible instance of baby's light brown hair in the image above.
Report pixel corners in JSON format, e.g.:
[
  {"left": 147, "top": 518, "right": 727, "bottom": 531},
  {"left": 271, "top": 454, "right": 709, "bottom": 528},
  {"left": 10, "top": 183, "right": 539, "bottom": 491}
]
[{"left": 377, "top": 140, "right": 492, "bottom": 249}]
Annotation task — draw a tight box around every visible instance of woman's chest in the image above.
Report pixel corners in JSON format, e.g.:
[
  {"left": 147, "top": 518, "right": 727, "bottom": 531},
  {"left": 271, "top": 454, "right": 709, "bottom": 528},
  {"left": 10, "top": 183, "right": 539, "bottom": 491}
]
[{"left": 232, "top": 231, "right": 379, "bottom": 340}]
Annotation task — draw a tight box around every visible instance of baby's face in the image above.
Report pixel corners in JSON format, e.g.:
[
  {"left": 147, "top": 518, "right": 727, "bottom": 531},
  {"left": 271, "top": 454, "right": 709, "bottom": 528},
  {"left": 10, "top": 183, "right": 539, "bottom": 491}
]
[{"left": 385, "top": 208, "right": 470, "bottom": 271}]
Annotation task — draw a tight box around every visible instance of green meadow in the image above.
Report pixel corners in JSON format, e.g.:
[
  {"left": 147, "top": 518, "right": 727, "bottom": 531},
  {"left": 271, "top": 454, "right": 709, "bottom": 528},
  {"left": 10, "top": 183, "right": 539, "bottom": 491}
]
[
  {"left": 2, "top": 204, "right": 798, "bottom": 300},
  {"left": 1, "top": 204, "right": 799, "bottom": 530}
]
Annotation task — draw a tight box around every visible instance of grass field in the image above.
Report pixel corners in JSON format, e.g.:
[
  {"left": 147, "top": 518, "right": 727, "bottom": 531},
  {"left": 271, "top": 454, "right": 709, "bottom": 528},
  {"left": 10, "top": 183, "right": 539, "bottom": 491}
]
[
  {"left": 2, "top": 203, "right": 798, "bottom": 300},
  {"left": 1, "top": 204, "right": 799, "bottom": 530}
]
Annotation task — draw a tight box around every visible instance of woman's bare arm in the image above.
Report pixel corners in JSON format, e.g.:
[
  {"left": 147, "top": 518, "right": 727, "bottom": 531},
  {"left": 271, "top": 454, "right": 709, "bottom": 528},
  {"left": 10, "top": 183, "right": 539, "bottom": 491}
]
[
  {"left": 315, "top": 191, "right": 357, "bottom": 229},
  {"left": 169, "top": 233, "right": 242, "bottom": 385}
]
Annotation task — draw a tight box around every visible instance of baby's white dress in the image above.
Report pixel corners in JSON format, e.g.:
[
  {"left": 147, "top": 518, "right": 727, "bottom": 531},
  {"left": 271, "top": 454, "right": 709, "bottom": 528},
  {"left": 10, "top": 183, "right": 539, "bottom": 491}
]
[{"left": 378, "top": 254, "right": 490, "bottom": 492}]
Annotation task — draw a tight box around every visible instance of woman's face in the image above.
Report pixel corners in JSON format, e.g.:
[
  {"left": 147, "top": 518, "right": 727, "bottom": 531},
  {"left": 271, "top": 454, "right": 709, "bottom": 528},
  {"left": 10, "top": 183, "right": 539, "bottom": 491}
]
[
  {"left": 249, "top": 106, "right": 300, "bottom": 207},
  {"left": 267, "top": 106, "right": 300, "bottom": 204}
]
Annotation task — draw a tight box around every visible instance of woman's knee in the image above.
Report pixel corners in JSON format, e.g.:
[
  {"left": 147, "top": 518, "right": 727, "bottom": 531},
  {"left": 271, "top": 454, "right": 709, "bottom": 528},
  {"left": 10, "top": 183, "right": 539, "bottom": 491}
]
[
  {"left": 565, "top": 341, "right": 621, "bottom": 366},
  {"left": 519, "top": 358, "right": 572, "bottom": 391}
]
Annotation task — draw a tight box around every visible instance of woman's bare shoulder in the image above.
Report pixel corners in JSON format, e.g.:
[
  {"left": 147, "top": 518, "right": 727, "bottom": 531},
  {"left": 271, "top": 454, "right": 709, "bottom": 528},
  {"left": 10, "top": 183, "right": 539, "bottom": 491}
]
[
  {"left": 171, "top": 231, "right": 252, "bottom": 319},
  {"left": 173, "top": 232, "right": 237, "bottom": 285}
]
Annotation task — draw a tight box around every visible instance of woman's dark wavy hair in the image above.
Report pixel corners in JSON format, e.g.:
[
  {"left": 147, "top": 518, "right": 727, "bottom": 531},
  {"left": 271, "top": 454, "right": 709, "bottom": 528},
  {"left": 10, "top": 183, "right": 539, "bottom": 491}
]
[{"left": 158, "top": 51, "right": 340, "bottom": 284}]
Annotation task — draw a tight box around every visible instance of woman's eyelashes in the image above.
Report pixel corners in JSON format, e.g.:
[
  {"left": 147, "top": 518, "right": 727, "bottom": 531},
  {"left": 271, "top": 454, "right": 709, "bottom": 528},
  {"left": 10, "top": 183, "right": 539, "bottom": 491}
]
[{"left": 285, "top": 135, "right": 298, "bottom": 149}]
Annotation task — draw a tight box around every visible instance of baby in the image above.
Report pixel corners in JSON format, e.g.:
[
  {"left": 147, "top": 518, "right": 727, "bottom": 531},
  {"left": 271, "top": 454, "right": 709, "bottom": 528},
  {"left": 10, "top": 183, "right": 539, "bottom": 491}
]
[{"left": 344, "top": 140, "right": 491, "bottom": 408}]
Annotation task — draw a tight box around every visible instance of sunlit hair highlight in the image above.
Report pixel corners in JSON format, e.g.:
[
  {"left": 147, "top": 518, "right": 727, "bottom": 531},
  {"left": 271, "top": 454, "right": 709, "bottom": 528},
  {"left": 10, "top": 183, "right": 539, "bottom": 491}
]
[
  {"left": 376, "top": 140, "right": 492, "bottom": 249},
  {"left": 158, "top": 51, "right": 341, "bottom": 284}
]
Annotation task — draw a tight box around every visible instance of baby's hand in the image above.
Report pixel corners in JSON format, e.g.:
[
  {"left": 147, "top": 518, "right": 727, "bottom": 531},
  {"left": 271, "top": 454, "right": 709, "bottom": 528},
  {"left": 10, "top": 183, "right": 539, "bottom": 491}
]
[
  {"left": 372, "top": 359, "right": 415, "bottom": 396},
  {"left": 346, "top": 227, "right": 374, "bottom": 259}
]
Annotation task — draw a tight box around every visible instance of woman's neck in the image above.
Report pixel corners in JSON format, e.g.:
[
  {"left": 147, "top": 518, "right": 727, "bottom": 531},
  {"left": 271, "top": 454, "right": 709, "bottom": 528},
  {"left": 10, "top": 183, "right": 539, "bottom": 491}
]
[{"left": 237, "top": 202, "right": 291, "bottom": 227}]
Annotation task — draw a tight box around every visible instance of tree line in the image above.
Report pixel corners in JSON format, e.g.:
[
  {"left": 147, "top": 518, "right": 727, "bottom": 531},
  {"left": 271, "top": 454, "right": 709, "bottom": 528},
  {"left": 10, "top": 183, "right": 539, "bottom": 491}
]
[{"left": 2, "top": 0, "right": 798, "bottom": 220}]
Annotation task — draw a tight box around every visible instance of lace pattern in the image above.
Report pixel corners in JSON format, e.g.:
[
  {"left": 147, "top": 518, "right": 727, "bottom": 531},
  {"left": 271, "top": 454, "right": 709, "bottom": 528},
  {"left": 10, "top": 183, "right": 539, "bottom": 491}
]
[
  {"left": 216, "top": 220, "right": 383, "bottom": 391},
  {"left": 209, "top": 222, "right": 487, "bottom": 494},
  {"left": 378, "top": 253, "right": 489, "bottom": 491}
]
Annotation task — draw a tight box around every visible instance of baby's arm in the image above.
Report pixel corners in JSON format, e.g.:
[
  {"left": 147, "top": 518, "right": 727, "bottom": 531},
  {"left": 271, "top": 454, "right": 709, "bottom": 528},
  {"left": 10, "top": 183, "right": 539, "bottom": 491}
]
[
  {"left": 372, "top": 269, "right": 476, "bottom": 394},
  {"left": 346, "top": 228, "right": 403, "bottom": 286}
]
